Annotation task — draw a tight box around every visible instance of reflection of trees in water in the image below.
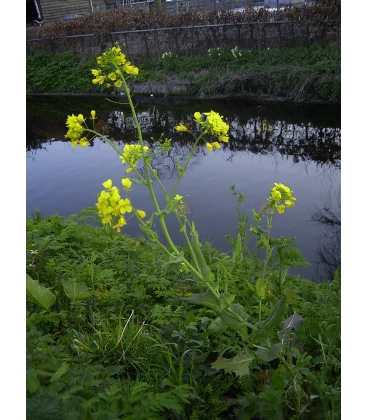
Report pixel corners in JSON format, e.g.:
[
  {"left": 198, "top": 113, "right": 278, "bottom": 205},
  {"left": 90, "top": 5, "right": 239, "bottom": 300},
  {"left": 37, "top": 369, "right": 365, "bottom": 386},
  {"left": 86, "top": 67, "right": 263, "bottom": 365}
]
[
  {"left": 229, "top": 117, "right": 341, "bottom": 168},
  {"left": 26, "top": 140, "right": 50, "bottom": 162},
  {"left": 310, "top": 188, "right": 341, "bottom": 281},
  {"left": 27, "top": 106, "right": 341, "bottom": 170}
]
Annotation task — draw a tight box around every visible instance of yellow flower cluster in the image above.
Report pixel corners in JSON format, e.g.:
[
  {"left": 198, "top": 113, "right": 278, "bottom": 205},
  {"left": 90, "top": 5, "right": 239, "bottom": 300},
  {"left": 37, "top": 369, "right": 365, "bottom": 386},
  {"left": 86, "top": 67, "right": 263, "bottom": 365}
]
[
  {"left": 268, "top": 183, "right": 296, "bottom": 214},
  {"left": 119, "top": 144, "right": 149, "bottom": 173},
  {"left": 205, "top": 141, "right": 220, "bottom": 152},
  {"left": 65, "top": 111, "right": 97, "bottom": 147},
  {"left": 96, "top": 179, "right": 133, "bottom": 232},
  {"left": 91, "top": 44, "right": 139, "bottom": 87},
  {"left": 175, "top": 111, "right": 230, "bottom": 152},
  {"left": 65, "top": 114, "right": 85, "bottom": 141},
  {"left": 96, "top": 179, "right": 146, "bottom": 231},
  {"left": 195, "top": 110, "right": 230, "bottom": 143}
]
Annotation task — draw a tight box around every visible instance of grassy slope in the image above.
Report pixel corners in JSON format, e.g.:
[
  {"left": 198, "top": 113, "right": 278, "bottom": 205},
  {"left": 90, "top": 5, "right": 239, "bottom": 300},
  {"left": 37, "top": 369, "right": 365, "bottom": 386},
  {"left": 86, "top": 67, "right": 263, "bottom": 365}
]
[
  {"left": 26, "top": 44, "right": 340, "bottom": 103},
  {"left": 26, "top": 211, "right": 341, "bottom": 419}
]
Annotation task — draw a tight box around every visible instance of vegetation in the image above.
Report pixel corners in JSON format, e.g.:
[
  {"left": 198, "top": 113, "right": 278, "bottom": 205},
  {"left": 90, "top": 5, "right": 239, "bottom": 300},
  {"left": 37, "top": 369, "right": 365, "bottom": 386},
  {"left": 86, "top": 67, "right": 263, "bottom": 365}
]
[
  {"left": 26, "top": 44, "right": 340, "bottom": 102},
  {"left": 26, "top": 210, "right": 341, "bottom": 419},
  {"left": 26, "top": 43, "right": 341, "bottom": 419},
  {"left": 26, "top": 1, "right": 341, "bottom": 39}
]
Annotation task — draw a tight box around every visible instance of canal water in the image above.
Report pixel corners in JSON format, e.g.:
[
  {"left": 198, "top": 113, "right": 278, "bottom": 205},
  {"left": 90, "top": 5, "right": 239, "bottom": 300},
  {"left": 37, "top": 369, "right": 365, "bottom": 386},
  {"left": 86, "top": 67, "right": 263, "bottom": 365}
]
[{"left": 26, "top": 95, "right": 341, "bottom": 282}]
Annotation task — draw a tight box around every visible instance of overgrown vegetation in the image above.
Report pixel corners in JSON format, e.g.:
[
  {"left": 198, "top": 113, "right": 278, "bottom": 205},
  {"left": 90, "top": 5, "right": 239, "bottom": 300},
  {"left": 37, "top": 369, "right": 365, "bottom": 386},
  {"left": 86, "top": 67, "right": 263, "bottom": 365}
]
[
  {"left": 26, "top": 1, "right": 341, "bottom": 39},
  {"left": 26, "top": 44, "right": 340, "bottom": 102},
  {"left": 27, "top": 210, "right": 340, "bottom": 419}
]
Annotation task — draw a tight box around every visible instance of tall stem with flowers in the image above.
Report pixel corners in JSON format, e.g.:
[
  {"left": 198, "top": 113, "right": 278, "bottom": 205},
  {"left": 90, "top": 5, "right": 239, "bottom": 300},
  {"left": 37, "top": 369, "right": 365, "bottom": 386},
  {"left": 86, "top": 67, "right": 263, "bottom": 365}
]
[{"left": 65, "top": 43, "right": 299, "bottom": 377}]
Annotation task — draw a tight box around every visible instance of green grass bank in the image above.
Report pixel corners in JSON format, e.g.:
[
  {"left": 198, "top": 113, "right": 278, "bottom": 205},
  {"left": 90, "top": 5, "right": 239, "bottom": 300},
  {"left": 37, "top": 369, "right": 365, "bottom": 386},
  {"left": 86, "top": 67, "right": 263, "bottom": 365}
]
[
  {"left": 26, "top": 44, "right": 340, "bottom": 103},
  {"left": 26, "top": 210, "right": 341, "bottom": 419}
]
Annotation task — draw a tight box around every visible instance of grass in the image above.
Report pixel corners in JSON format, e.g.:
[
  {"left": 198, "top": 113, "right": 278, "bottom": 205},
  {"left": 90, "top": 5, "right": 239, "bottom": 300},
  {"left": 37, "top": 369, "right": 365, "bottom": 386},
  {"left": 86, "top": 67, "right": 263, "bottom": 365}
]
[
  {"left": 26, "top": 44, "right": 340, "bottom": 102},
  {"left": 26, "top": 208, "right": 341, "bottom": 419}
]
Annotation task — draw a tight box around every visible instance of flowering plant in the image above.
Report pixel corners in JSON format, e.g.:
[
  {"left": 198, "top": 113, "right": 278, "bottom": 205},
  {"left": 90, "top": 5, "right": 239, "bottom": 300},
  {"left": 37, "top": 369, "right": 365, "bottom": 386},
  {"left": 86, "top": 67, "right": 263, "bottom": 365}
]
[{"left": 65, "top": 43, "right": 299, "bottom": 377}]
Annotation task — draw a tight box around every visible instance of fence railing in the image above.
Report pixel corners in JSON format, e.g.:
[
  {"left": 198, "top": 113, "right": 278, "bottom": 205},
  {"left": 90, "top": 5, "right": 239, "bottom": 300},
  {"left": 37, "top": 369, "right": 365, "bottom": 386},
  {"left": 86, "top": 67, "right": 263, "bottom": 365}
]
[
  {"left": 26, "top": 18, "right": 340, "bottom": 58},
  {"left": 92, "top": 0, "right": 310, "bottom": 14}
]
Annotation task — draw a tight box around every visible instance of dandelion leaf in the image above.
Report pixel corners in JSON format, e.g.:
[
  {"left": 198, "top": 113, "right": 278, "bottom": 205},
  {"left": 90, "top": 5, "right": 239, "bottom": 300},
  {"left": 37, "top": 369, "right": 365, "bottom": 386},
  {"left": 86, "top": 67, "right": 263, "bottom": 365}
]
[{"left": 212, "top": 352, "right": 254, "bottom": 377}]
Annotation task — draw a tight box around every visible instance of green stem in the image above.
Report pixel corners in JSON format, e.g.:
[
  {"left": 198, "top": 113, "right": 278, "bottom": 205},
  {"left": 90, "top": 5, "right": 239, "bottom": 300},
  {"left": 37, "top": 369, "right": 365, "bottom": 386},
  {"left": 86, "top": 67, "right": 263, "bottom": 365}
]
[
  {"left": 174, "top": 213, "right": 200, "bottom": 273},
  {"left": 148, "top": 163, "right": 169, "bottom": 199},
  {"left": 229, "top": 207, "right": 270, "bottom": 274},
  {"left": 114, "top": 65, "right": 181, "bottom": 258},
  {"left": 261, "top": 214, "right": 274, "bottom": 281}
]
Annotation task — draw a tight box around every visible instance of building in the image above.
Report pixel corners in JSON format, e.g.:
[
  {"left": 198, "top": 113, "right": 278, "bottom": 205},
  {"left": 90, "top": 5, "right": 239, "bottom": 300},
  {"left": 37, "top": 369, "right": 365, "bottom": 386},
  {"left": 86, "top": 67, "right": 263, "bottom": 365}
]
[{"left": 26, "top": 0, "right": 93, "bottom": 24}]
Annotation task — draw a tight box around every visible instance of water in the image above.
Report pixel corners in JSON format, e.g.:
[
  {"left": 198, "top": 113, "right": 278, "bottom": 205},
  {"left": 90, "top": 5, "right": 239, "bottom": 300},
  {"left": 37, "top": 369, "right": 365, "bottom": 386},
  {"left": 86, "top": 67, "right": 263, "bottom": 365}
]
[{"left": 26, "top": 95, "right": 341, "bottom": 282}]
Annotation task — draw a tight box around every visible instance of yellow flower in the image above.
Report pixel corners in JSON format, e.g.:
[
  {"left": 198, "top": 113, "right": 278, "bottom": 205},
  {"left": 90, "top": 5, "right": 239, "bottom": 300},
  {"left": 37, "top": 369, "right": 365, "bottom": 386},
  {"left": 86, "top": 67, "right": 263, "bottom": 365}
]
[
  {"left": 121, "top": 178, "right": 132, "bottom": 191},
  {"left": 206, "top": 142, "right": 221, "bottom": 152},
  {"left": 174, "top": 194, "right": 183, "bottom": 201},
  {"left": 136, "top": 210, "right": 146, "bottom": 218},
  {"left": 79, "top": 137, "right": 89, "bottom": 148},
  {"left": 194, "top": 112, "right": 202, "bottom": 122},
  {"left": 91, "top": 69, "right": 101, "bottom": 76},
  {"left": 91, "top": 110, "right": 96, "bottom": 119},
  {"left": 202, "top": 110, "right": 229, "bottom": 141},
  {"left": 126, "top": 167, "right": 134, "bottom": 174},
  {"left": 119, "top": 198, "right": 133, "bottom": 214},
  {"left": 108, "top": 72, "right": 117, "bottom": 81},
  {"left": 218, "top": 135, "right": 229, "bottom": 143},
  {"left": 102, "top": 179, "right": 113, "bottom": 190},
  {"left": 268, "top": 183, "right": 296, "bottom": 214},
  {"left": 123, "top": 62, "right": 139, "bottom": 75},
  {"left": 271, "top": 190, "right": 282, "bottom": 201},
  {"left": 206, "top": 142, "right": 213, "bottom": 152},
  {"left": 65, "top": 114, "right": 85, "bottom": 141},
  {"left": 113, "top": 216, "right": 127, "bottom": 232},
  {"left": 176, "top": 123, "right": 188, "bottom": 132},
  {"left": 92, "top": 75, "right": 105, "bottom": 85},
  {"left": 114, "top": 80, "right": 123, "bottom": 88}
]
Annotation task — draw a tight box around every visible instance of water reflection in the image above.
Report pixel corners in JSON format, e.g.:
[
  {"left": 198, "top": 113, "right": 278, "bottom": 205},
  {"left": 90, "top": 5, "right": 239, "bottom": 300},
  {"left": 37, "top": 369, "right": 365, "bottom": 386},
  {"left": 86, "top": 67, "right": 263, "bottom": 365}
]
[
  {"left": 27, "top": 105, "right": 341, "bottom": 171},
  {"left": 310, "top": 187, "right": 341, "bottom": 282},
  {"left": 26, "top": 96, "right": 341, "bottom": 282}
]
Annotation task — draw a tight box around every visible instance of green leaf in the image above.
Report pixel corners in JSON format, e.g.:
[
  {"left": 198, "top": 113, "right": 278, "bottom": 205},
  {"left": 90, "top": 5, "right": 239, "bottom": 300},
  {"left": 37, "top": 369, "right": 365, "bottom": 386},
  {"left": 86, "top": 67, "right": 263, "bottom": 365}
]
[
  {"left": 212, "top": 352, "right": 254, "bottom": 377},
  {"left": 62, "top": 278, "right": 90, "bottom": 301},
  {"left": 26, "top": 274, "right": 56, "bottom": 310},
  {"left": 207, "top": 317, "right": 225, "bottom": 334},
  {"left": 219, "top": 309, "right": 245, "bottom": 331},
  {"left": 278, "top": 247, "right": 310, "bottom": 268},
  {"left": 163, "top": 251, "right": 185, "bottom": 268},
  {"left": 252, "top": 207, "right": 263, "bottom": 222},
  {"left": 220, "top": 294, "right": 236, "bottom": 310},
  {"left": 256, "top": 343, "right": 283, "bottom": 362},
  {"left": 282, "top": 312, "right": 305, "bottom": 331},
  {"left": 182, "top": 292, "right": 219, "bottom": 310},
  {"left": 230, "top": 303, "right": 250, "bottom": 321},
  {"left": 26, "top": 371, "right": 41, "bottom": 395},
  {"left": 255, "top": 278, "right": 266, "bottom": 299},
  {"left": 139, "top": 223, "right": 158, "bottom": 242},
  {"left": 191, "top": 232, "right": 214, "bottom": 283},
  {"left": 50, "top": 361, "right": 68, "bottom": 383},
  {"left": 251, "top": 296, "right": 288, "bottom": 343},
  {"left": 232, "top": 232, "right": 243, "bottom": 263}
]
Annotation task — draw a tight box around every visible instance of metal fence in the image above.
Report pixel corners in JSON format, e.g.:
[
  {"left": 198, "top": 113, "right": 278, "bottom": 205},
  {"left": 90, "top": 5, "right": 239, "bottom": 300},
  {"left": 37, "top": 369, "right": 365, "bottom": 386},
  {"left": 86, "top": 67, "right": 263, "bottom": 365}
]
[
  {"left": 93, "top": 0, "right": 311, "bottom": 14},
  {"left": 26, "top": 17, "right": 340, "bottom": 58}
]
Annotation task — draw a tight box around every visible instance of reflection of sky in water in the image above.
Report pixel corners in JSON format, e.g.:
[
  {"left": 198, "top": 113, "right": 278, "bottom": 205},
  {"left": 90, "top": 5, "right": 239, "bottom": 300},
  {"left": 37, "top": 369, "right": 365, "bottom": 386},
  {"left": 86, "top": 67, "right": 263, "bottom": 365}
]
[{"left": 26, "top": 137, "right": 340, "bottom": 282}]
